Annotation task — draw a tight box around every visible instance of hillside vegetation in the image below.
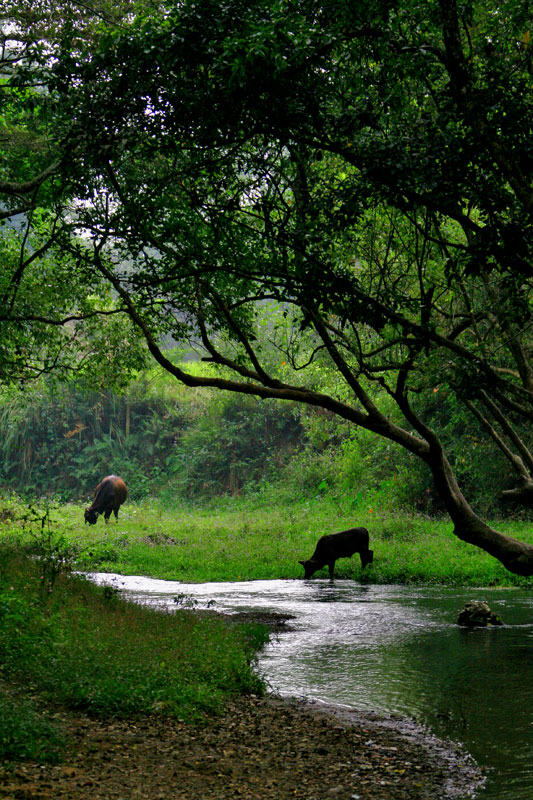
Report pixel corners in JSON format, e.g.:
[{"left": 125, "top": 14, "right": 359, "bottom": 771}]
[{"left": 0, "top": 359, "right": 528, "bottom": 522}]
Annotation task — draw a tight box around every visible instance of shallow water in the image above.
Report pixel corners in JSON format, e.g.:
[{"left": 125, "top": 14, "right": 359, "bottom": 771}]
[{"left": 88, "top": 574, "right": 533, "bottom": 800}]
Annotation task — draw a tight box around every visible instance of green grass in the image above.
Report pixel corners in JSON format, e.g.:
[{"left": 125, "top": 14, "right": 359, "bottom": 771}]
[
  {"left": 2, "top": 494, "right": 532, "bottom": 587},
  {"left": 1, "top": 494, "right": 531, "bottom": 763},
  {"left": 0, "top": 543, "right": 268, "bottom": 762},
  {"left": 82, "top": 496, "right": 533, "bottom": 587}
]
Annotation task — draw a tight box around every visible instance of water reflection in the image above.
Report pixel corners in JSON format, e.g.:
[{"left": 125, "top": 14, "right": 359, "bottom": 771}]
[{"left": 88, "top": 574, "right": 533, "bottom": 800}]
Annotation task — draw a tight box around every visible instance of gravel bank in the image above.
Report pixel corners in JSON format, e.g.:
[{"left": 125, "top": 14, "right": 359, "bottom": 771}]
[{"left": 0, "top": 694, "right": 483, "bottom": 800}]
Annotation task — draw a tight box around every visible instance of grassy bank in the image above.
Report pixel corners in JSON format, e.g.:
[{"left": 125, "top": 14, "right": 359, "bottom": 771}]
[
  {"left": 2, "top": 494, "right": 533, "bottom": 587},
  {"left": 0, "top": 542, "right": 267, "bottom": 763}
]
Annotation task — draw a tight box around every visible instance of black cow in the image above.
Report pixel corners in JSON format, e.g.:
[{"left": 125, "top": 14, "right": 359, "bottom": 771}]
[
  {"left": 299, "top": 527, "right": 373, "bottom": 579},
  {"left": 84, "top": 475, "right": 128, "bottom": 525}
]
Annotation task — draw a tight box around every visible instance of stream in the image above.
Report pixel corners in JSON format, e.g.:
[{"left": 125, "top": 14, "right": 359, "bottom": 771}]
[{"left": 89, "top": 574, "right": 533, "bottom": 800}]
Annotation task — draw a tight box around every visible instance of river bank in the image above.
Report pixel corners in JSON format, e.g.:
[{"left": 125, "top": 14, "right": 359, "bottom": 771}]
[
  {"left": 0, "top": 515, "right": 521, "bottom": 800},
  {"left": 0, "top": 693, "right": 483, "bottom": 800}
]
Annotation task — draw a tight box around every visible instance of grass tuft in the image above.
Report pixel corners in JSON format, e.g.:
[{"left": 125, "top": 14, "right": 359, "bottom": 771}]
[{"left": 0, "top": 694, "right": 65, "bottom": 763}]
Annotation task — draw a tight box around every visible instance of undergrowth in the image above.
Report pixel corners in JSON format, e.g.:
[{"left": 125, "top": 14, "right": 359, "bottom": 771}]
[{"left": 0, "top": 693, "right": 66, "bottom": 763}]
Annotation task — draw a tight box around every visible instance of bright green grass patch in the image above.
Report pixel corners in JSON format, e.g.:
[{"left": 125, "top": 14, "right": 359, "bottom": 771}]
[
  {"left": 367, "top": 515, "right": 533, "bottom": 587},
  {"left": 85, "top": 500, "right": 533, "bottom": 586},
  {"left": 3, "top": 495, "right": 532, "bottom": 587}
]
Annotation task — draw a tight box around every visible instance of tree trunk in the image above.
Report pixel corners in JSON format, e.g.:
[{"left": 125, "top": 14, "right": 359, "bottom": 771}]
[
  {"left": 427, "top": 441, "right": 533, "bottom": 576},
  {"left": 125, "top": 400, "right": 131, "bottom": 439}
]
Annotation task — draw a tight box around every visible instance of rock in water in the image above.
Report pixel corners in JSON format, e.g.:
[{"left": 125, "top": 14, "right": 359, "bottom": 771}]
[{"left": 457, "top": 600, "right": 503, "bottom": 627}]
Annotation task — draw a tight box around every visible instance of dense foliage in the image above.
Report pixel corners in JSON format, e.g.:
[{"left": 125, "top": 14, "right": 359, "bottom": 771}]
[
  {"left": 0, "top": 372, "right": 305, "bottom": 501},
  {"left": 0, "top": 0, "right": 147, "bottom": 386},
  {"left": 0, "top": 365, "right": 527, "bottom": 520}
]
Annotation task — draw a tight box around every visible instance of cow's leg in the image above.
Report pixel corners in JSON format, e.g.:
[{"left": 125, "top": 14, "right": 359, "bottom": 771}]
[
  {"left": 104, "top": 509, "right": 112, "bottom": 523},
  {"left": 328, "top": 561, "right": 335, "bottom": 580},
  {"left": 113, "top": 507, "right": 119, "bottom": 521}
]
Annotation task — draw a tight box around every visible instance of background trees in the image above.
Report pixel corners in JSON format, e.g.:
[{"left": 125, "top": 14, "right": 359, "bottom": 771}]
[
  {"left": 0, "top": 0, "right": 146, "bottom": 386},
  {"left": 1, "top": 0, "right": 533, "bottom": 572}
]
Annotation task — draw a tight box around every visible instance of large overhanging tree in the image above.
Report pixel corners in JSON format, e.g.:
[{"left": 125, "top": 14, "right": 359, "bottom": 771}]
[{"left": 35, "top": 0, "right": 533, "bottom": 573}]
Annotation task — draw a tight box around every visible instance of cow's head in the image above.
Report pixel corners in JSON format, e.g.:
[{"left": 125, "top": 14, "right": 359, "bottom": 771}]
[
  {"left": 84, "top": 508, "right": 98, "bottom": 525},
  {"left": 298, "top": 559, "right": 322, "bottom": 579},
  {"left": 361, "top": 549, "right": 374, "bottom": 569}
]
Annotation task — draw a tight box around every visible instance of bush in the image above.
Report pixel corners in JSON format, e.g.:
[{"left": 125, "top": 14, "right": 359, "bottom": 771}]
[
  {"left": 0, "top": 382, "right": 188, "bottom": 500},
  {"left": 165, "top": 394, "right": 304, "bottom": 498},
  {"left": 0, "top": 377, "right": 305, "bottom": 503}
]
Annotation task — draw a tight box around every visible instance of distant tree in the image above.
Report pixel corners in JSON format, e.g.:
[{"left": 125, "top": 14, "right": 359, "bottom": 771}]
[{"left": 14, "top": 0, "right": 533, "bottom": 572}]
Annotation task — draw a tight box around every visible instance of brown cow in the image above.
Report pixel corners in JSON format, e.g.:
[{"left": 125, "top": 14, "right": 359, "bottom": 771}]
[
  {"left": 299, "top": 527, "right": 373, "bottom": 579},
  {"left": 84, "top": 475, "right": 127, "bottom": 525}
]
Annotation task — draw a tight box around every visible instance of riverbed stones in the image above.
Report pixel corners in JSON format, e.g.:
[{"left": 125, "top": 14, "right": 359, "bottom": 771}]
[
  {"left": 0, "top": 692, "right": 483, "bottom": 800},
  {"left": 457, "top": 600, "right": 503, "bottom": 627}
]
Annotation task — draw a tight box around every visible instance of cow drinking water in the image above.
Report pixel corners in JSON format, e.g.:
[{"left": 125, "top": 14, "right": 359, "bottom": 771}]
[
  {"left": 84, "top": 475, "right": 127, "bottom": 525},
  {"left": 299, "top": 527, "right": 373, "bottom": 579}
]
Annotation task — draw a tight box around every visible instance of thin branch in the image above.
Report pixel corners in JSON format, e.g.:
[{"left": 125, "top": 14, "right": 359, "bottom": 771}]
[
  {"left": 91, "top": 247, "right": 430, "bottom": 457},
  {"left": 206, "top": 286, "right": 282, "bottom": 388},
  {"left": 0, "top": 309, "right": 124, "bottom": 325},
  {"left": 465, "top": 398, "right": 529, "bottom": 478},
  {"left": 0, "top": 161, "right": 60, "bottom": 196},
  {"left": 479, "top": 390, "right": 533, "bottom": 474}
]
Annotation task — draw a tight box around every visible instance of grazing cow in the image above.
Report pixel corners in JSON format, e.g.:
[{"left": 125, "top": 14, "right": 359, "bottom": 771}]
[
  {"left": 299, "top": 527, "right": 373, "bottom": 579},
  {"left": 84, "top": 475, "right": 127, "bottom": 525}
]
